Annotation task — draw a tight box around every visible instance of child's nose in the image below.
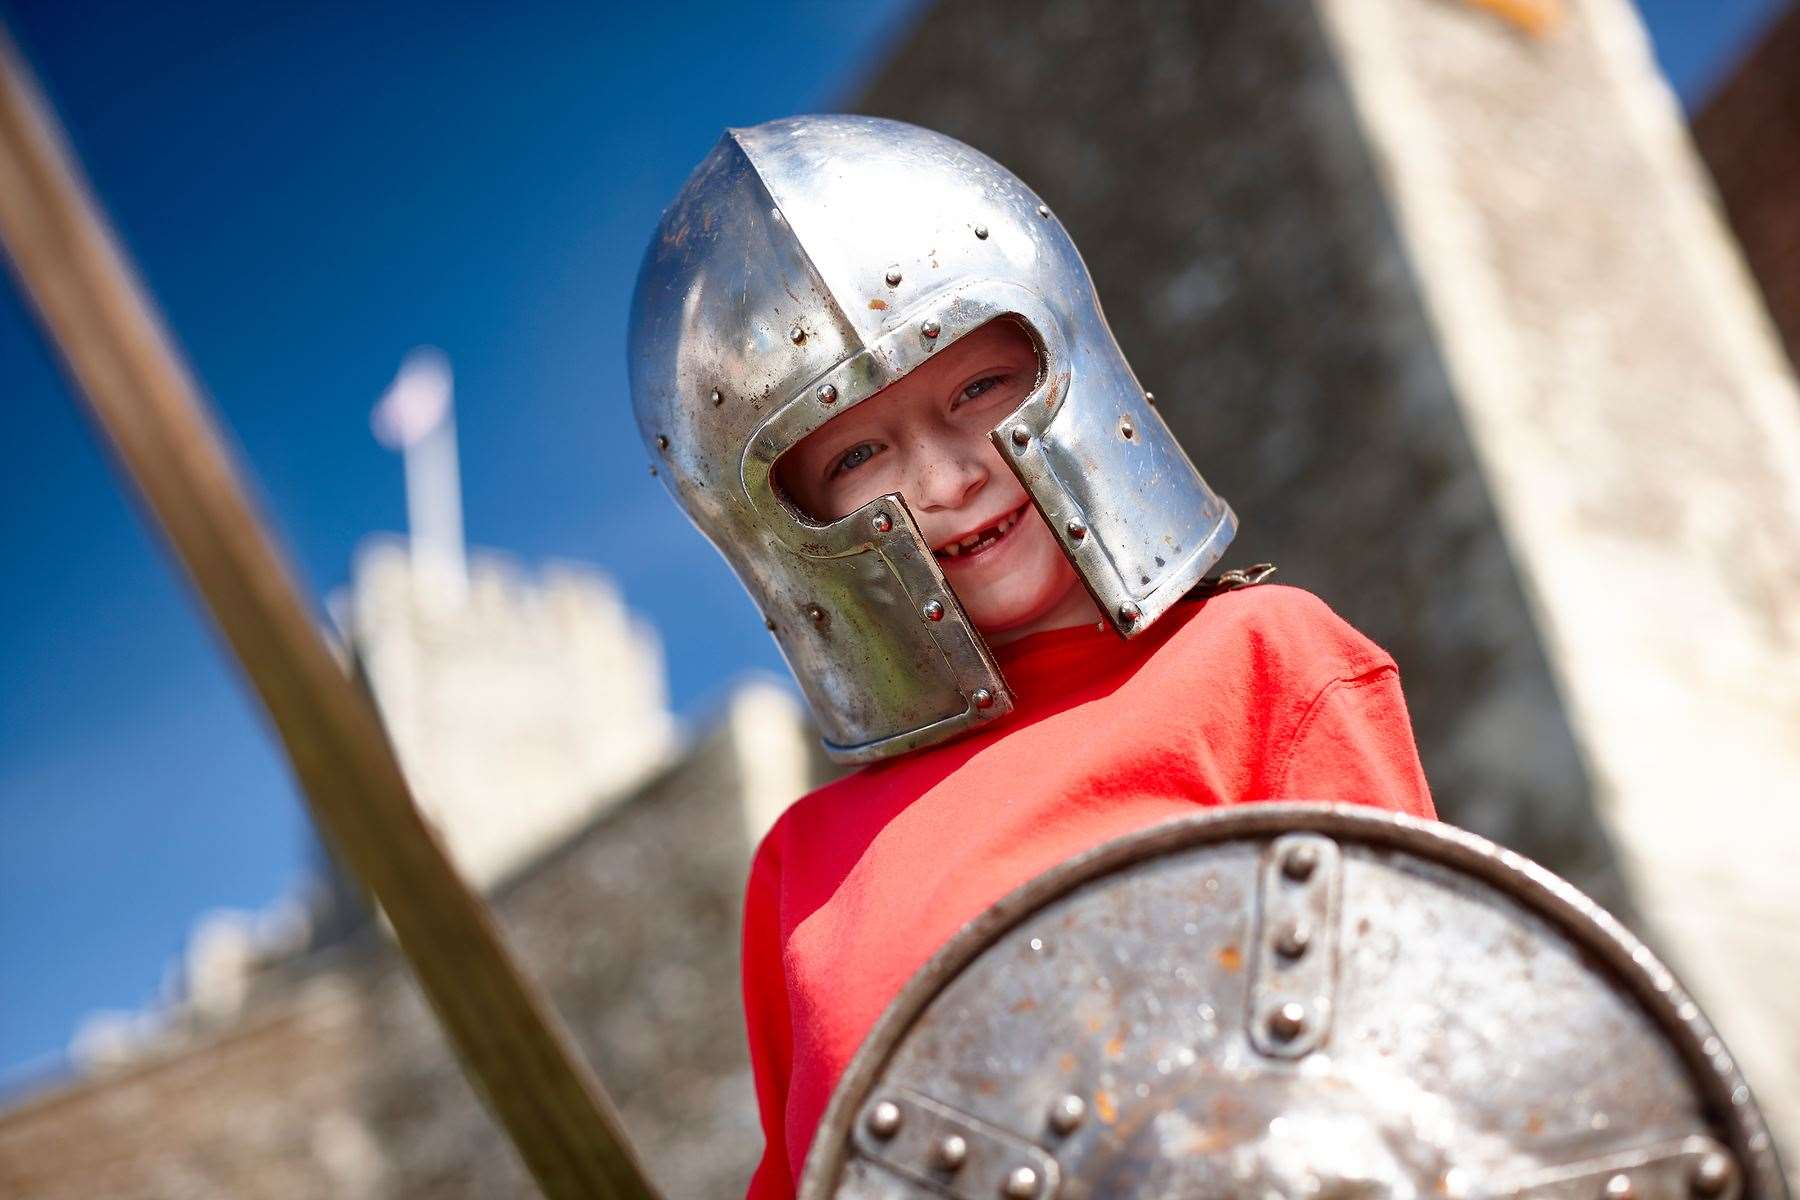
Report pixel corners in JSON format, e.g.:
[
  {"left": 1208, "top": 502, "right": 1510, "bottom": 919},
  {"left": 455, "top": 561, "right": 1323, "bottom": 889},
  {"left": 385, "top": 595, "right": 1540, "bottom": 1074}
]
[{"left": 910, "top": 448, "right": 988, "bottom": 513}]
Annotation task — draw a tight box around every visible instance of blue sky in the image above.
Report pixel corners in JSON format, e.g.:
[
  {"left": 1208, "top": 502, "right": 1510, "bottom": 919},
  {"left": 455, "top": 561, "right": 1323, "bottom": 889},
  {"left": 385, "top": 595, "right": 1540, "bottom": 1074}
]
[{"left": 0, "top": 0, "right": 1785, "bottom": 1089}]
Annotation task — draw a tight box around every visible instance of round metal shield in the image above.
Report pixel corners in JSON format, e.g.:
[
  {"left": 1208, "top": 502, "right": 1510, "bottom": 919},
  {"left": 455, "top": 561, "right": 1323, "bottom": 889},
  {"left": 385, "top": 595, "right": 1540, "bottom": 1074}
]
[{"left": 797, "top": 804, "right": 1786, "bottom": 1200}]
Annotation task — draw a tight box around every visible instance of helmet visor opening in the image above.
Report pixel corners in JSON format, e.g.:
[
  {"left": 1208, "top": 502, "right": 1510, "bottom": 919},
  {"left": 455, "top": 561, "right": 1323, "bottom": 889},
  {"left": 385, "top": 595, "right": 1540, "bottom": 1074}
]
[{"left": 771, "top": 316, "right": 1044, "bottom": 526}]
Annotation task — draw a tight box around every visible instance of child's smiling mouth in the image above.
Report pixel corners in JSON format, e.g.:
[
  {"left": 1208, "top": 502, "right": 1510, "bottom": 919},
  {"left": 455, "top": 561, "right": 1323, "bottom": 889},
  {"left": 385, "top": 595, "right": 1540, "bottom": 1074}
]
[{"left": 933, "top": 502, "right": 1031, "bottom": 564}]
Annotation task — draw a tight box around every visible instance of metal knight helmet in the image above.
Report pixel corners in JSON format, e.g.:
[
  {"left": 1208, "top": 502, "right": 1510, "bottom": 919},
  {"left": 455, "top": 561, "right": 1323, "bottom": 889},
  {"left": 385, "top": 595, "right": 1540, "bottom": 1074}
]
[{"left": 629, "top": 115, "right": 1235, "bottom": 762}]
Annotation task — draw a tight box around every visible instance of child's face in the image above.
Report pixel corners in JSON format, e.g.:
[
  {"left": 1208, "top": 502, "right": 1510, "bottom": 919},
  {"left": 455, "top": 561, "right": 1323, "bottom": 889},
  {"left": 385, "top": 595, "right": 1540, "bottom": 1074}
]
[{"left": 777, "top": 320, "right": 1099, "bottom": 642}]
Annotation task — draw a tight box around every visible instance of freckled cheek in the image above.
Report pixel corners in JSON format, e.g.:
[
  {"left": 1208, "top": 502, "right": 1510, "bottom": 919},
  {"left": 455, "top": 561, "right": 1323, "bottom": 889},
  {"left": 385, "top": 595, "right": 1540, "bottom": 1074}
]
[{"left": 827, "top": 464, "right": 902, "bottom": 522}]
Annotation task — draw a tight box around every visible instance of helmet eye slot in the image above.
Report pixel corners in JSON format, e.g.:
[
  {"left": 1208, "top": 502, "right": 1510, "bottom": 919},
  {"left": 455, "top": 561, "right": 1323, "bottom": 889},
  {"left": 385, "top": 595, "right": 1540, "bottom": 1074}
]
[{"left": 772, "top": 316, "right": 1044, "bottom": 527}]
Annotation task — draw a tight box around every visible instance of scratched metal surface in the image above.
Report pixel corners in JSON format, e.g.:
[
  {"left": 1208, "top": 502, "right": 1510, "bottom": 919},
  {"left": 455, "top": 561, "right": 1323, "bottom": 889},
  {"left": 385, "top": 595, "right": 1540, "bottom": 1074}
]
[
  {"left": 800, "top": 804, "right": 1785, "bottom": 1199},
  {"left": 628, "top": 115, "right": 1235, "bottom": 762}
]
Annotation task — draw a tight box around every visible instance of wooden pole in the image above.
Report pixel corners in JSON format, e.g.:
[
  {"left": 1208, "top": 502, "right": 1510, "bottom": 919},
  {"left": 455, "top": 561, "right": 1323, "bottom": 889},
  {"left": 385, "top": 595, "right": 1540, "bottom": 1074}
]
[{"left": 0, "top": 28, "right": 660, "bottom": 1200}]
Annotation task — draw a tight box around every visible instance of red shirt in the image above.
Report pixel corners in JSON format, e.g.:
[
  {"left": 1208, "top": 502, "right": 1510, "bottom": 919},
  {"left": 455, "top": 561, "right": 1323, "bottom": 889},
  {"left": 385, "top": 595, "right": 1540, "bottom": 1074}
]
[{"left": 740, "top": 585, "right": 1434, "bottom": 1198}]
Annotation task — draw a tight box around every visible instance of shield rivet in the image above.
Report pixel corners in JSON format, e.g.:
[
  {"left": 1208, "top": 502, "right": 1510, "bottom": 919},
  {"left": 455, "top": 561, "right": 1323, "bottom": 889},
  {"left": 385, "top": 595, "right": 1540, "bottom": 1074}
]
[
  {"left": 1118, "top": 602, "right": 1141, "bottom": 624},
  {"left": 1604, "top": 1173, "right": 1636, "bottom": 1200},
  {"left": 1066, "top": 520, "right": 1087, "bottom": 541},
  {"left": 1049, "top": 1093, "right": 1086, "bottom": 1134},
  {"left": 806, "top": 604, "right": 826, "bottom": 625},
  {"left": 973, "top": 223, "right": 989, "bottom": 240},
  {"left": 1691, "top": 1153, "right": 1735, "bottom": 1197},
  {"left": 1267, "top": 1001, "right": 1307, "bottom": 1043},
  {"left": 971, "top": 687, "right": 995, "bottom": 710},
  {"left": 1119, "top": 417, "right": 1135, "bottom": 440},
  {"left": 885, "top": 266, "right": 903, "bottom": 286},
  {"left": 922, "top": 318, "right": 942, "bottom": 339},
  {"left": 789, "top": 324, "right": 806, "bottom": 344},
  {"left": 1275, "top": 920, "right": 1311, "bottom": 959},
  {"left": 933, "top": 1135, "right": 968, "bottom": 1171},
  {"left": 1010, "top": 426, "right": 1031, "bottom": 448},
  {"left": 1037, "top": 203, "right": 1051, "bottom": 219},
  {"left": 1282, "top": 843, "right": 1319, "bottom": 882},
  {"left": 865, "top": 1100, "right": 901, "bottom": 1140},
  {"left": 1004, "top": 1166, "right": 1041, "bottom": 1198},
  {"left": 1144, "top": 390, "right": 1156, "bottom": 406},
  {"left": 817, "top": 383, "right": 838, "bottom": 404},
  {"left": 872, "top": 511, "right": 893, "bottom": 533},
  {"left": 710, "top": 387, "right": 724, "bottom": 406},
  {"left": 655, "top": 434, "right": 669, "bottom": 451},
  {"left": 923, "top": 599, "right": 946, "bottom": 622}
]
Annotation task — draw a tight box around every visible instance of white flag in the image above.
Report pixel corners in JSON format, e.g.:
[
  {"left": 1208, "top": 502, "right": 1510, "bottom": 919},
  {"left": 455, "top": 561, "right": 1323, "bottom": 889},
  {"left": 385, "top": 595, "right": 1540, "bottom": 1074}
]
[{"left": 372, "top": 347, "right": 452, "bottom": 450}]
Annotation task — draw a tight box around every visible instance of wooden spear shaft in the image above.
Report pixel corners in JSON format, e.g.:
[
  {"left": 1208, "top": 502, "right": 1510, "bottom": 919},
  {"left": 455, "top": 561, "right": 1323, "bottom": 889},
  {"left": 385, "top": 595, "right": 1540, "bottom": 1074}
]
[{"left": 0, "top": 30, "right": 660, "bottom": 1200}]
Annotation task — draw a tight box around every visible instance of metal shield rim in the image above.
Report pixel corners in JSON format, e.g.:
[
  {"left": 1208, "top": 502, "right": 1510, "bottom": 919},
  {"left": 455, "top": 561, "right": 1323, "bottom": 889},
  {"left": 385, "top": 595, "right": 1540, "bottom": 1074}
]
[{"left": 794, "top": 802, "right": 1787, "bottom": 1200}]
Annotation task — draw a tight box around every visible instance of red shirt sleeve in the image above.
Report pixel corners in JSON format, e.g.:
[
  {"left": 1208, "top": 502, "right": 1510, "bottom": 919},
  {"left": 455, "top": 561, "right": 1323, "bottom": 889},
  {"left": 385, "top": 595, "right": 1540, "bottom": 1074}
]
[
  {"left": 742, "top": 839, "right": 795, "bottom": 1200},
  {"left": 1269, "top": 662, "right": 1436, "bottom": 819}
]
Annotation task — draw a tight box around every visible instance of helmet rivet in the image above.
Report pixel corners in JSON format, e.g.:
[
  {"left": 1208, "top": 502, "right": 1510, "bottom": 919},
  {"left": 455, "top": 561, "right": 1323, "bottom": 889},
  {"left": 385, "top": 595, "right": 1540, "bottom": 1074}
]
[
  {"left": 872, "top": 511, "right": 893, "bottom": 533},
  {"left": 1118, "top": 602, "right": 1141, "bottom": 624},
  {"left": 885, "top": 266, "right": 903, "bottom": 286},
  {"left": 1603, "top": 1174, "right": 1636, "bottom": 1200},
  {"left": 806, "top": 604, "right": 826, "bottom": 625},
  {"left": 1049, "top": 1093, "right": 1086, "bottom": 1134},
  {"left": 1010, "top": 426, "right": 1031, "bottom": 448},
  {"left": 1691, "top": 1152, "right": 1734, "bottom": 1197},
  {"left": 973, "top": 223, "right": 989, "bottom": 240},
  {"left": 1066, "top": 520, "right": 1087, "bottom": 541},
  {"left": 1004, "top": 1165, "right": 1042, "bottom": 1198},
  {"left": 648, "top": 465, "right": 657, "bottom": 477},
  {"left": 933, "top": 1135, "right": 968, "bottom": 1171},
  {"left": 1275, "top": 920, "right": 1311, "bottom": 959},
  {"left": 1119, "top": 417, "right": 1135, "bottom": 440},
  {"left": 1144, "top": 390, "right": 1155, "bottom": 406},
  {"left": 1282, "top": 843, "right": 1319, "bottom": 882},
  {"left": 922, "top": 599, "right": 946, "bottom": 622},
  {"left": 655, "top": 434, "right": 669, "bottom": 451},
  {"left": 789, "top": 324, "right": 805, "bottom": 344},
  {"left": 971, "top": 687, "right": 995, "bottom": 710},
  {"left": 817, "top": 383, "right": 838, "bottom": 404},
  {"left": 1267, "top": 1001, "right": 1307, "bottom": 1043},
  {"left": 921, "top": 318, "right": 941, "bottom": 339},
  {"left": 764, "top": 617, "right": 777, "bottom": 631},
  {"left": 1037, "top": 204, "right": 1051, "bottom": 219},
  {"left": 710, "top": 387, "right": 723, "bottom": 406},
  {"left": 865, "top": 1099, "right": 902, "bottom": 1139}
]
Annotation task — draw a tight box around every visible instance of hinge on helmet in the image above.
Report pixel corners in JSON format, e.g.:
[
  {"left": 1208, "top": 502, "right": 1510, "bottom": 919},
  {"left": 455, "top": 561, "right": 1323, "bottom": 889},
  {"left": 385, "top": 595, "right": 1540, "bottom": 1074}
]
[{"left": 1189, "top": 561, "right": 1277, "bottom": 600}]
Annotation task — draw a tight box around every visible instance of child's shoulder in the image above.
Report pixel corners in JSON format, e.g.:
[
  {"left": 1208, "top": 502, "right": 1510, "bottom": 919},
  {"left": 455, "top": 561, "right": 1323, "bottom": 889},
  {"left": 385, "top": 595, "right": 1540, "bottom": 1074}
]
[{"left": 1163, "top": 582, "right": 1394, "bottom": 677}]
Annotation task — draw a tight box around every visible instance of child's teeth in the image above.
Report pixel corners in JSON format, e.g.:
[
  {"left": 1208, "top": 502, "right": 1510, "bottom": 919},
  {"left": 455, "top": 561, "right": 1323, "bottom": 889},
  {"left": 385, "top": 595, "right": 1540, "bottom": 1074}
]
[{"left": 942, "top": 509, "right": 1026, "bottom": 559}]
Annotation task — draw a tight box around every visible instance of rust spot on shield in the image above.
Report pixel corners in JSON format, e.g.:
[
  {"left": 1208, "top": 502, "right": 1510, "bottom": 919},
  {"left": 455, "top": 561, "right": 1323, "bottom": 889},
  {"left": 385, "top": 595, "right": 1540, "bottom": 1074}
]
[
  {"left": 1058, "top": 1053, "right": 1076, "bottom": 1073},
  {"left": 1104, "top": 1033, "right": 1125, "bottom": 1058},
  {"left": 1094, "top": 1090, "right": 1118, "bottom": 1125},
  {"left": 1010, "top": 997, "right": 1038, "bottom": 1015},
  {"left": 1216, "top": 944, "right": 1243, "bottom": 972},
  {"left": 869, "top": 298, "right": 888, "bottom": 310},
  {"left": 1525, "top": 1113, "right": 1545, "bottom": 1135}
]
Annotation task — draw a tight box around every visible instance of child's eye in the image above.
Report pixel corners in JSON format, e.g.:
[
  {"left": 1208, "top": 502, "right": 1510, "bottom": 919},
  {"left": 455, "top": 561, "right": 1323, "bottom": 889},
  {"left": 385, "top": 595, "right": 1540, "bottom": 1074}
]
[
  {"left": 829, "top": 443, "right": 881, "bottom": 479},
  {"left": 959, "top": 375, "right": 1007, "bottom": 404}
]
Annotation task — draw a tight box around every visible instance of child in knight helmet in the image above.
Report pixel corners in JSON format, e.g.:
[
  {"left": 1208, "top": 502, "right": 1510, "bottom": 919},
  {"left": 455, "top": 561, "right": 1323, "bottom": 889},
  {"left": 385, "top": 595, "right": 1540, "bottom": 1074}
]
[{"left": 628, "top": 115, "right": 1434, "bottom": 1200}]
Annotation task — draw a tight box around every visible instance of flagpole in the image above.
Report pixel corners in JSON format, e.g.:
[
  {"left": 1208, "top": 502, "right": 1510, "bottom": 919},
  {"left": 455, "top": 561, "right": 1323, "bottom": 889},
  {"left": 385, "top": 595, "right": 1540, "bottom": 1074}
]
[
  {"left": 0, "top": 28, "right": 660, "bottom": 1200},
  {"left": 375, "top": 347, "right": 468, "bottom": 604}
]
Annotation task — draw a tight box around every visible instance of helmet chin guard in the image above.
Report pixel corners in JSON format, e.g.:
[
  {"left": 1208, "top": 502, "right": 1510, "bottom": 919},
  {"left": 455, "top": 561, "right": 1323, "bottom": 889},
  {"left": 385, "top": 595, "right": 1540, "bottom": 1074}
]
[{"left": 630, "top": 115, "right": 1235, "bottom": 762}]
